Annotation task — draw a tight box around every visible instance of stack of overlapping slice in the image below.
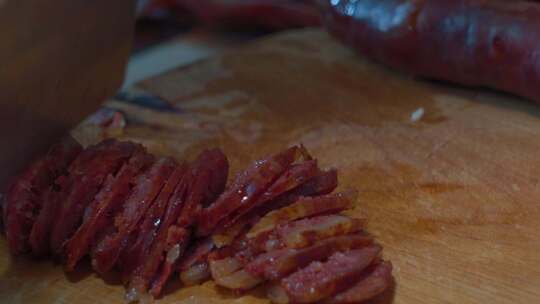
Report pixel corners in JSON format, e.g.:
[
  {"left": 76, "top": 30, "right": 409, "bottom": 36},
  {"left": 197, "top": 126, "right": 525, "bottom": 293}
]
[{"left": 2, "top": 138, "right": 393, "bottom": 303}]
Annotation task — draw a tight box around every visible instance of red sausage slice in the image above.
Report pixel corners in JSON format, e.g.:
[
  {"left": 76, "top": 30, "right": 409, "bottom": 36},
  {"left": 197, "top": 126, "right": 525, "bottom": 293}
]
[
  {"left": 91, "top": 157, "right": 175, "bottom": 274},
  {"left": 65, "top": 147, "right": 153, "bottom": 271},
  {"left": 5, "top": 137, "right": 82, "bottom": 255},
  {"left": 278, "top": 245, "right": 382, "bottom": 303}
]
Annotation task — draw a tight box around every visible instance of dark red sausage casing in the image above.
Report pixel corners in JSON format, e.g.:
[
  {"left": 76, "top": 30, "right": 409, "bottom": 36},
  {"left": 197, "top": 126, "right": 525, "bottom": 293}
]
[{"left": 324, "top": 0, "right": 540, "bottom": 103}]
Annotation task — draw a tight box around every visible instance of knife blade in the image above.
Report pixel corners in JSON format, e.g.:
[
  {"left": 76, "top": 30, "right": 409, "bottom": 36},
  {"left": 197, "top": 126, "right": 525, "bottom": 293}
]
[{"left": 0, "top": 0, "right": 135, "bottom": 189}]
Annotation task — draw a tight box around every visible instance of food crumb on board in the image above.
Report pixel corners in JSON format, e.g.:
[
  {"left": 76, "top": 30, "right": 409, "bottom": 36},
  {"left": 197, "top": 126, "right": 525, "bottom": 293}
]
[{"left": 410, "top": 107, "right": 425, "bottom": 122}]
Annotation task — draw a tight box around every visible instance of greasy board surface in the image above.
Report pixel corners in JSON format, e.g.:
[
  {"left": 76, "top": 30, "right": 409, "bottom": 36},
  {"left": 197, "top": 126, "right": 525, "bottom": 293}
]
[{"left": 2, "top": 29, "right": 540, "bottom": 303}]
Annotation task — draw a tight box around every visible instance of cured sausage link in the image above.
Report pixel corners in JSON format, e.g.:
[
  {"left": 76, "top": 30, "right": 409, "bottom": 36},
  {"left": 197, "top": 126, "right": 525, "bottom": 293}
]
[{"left": 324, "top": 0, "right": 540, "bottom": 103}]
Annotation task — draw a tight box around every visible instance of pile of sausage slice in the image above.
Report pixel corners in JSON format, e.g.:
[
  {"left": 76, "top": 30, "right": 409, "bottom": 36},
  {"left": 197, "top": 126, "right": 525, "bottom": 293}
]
[{"left": 2, "top": 138, "right": 392, "bottom": 303}]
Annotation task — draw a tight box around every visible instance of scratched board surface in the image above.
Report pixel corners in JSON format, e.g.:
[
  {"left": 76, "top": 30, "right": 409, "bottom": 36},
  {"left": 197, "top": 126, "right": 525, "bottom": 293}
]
[{"left": 2, "top": 29, "right": 540, "bottom": 304}]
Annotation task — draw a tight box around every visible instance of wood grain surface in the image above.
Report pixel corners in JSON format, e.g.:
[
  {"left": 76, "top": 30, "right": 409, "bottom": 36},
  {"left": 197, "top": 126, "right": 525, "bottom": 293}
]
[{"left": 2, "top": 29, "right": 540, "bottom": 304}]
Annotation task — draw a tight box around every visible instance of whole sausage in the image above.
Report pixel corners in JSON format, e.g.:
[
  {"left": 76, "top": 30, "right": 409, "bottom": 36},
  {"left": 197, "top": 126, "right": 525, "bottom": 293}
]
[{"left": 324, "top": 0, "right": 540, "bottom": 103}]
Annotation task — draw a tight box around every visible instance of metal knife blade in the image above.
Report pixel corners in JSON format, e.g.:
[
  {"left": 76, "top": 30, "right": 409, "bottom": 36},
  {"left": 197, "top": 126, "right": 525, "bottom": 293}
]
[{"left": 0, "top": 0, "right": 135, "bottom": 188}]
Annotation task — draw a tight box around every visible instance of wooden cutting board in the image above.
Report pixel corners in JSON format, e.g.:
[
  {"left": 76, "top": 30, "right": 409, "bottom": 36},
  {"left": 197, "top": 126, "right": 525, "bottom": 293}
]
[{"left": 2, "top": 28, "right": 540, "bottom": 304}]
